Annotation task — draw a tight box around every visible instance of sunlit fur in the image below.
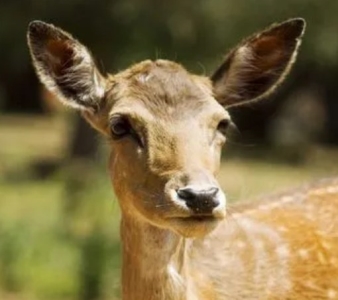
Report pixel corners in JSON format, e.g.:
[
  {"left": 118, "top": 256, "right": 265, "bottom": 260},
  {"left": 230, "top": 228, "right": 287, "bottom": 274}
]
[{"left": 27, "top": 19, "right": 338, "bottom": 300}]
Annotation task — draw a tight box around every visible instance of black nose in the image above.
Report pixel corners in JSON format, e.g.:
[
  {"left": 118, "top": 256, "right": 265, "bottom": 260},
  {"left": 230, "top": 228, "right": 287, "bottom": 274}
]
[{"left": 177, "top": 187, "right": 220, "bottom": 214}]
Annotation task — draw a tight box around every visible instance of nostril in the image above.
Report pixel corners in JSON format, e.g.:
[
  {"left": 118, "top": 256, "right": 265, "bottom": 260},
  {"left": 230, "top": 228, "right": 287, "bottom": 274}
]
[
  {"left": 177, "top": 187, "right": 196, "bottom": 200},
  {"left": 207, "top": 187, "right": 219, "bottom": 198},
  {"left": 208, "top": 197, "right": 220, "bottom": 208}
]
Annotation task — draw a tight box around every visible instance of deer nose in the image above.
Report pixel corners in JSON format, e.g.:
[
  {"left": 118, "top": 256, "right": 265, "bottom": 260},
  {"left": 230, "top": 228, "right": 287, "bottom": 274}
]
[{"left": 177, "top": 186, "right": 220, "bottom": 214}]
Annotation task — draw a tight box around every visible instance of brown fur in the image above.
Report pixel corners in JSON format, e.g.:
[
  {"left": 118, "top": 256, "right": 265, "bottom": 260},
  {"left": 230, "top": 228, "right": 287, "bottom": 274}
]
[{"left": 26, "top": 19, "right": 338, "bottom": 300}]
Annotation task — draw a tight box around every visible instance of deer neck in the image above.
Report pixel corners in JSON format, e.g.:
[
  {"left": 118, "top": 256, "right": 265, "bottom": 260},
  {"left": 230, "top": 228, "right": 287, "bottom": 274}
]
[{"left": 120, "top": 212, "right": 191, "bottom": 300}]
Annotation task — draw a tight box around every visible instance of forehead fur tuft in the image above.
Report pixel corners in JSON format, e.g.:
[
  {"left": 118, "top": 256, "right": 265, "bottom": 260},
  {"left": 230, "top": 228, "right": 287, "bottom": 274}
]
[{"left": 111, "top": 60, "right": 213, "bottom": 112}]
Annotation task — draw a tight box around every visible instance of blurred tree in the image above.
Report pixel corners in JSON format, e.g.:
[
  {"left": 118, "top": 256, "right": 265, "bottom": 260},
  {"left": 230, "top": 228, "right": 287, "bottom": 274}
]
[{"left": 2, "top": 0, "right": 338, "bottom": 141}]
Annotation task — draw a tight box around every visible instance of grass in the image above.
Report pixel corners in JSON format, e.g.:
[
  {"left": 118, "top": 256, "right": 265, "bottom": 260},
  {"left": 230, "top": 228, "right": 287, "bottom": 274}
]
[
  {"left": 0, "top": 174, "right": 121, "bottom": 300},
  {"left": 0, "top": 114, "right": 337, "bottom": 300}
]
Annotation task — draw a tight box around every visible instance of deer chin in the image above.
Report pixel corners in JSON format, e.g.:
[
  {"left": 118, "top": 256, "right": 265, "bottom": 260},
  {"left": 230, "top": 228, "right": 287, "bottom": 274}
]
[{"left": 168, "top": 215, "right": 223, "bottom": 238}]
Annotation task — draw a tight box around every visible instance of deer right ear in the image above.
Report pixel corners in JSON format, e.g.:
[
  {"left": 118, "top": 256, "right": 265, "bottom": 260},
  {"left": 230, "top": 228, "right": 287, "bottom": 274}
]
[
  {"left": 27, "top": 20, "right": 107, "bottom": 111},
  {"left": 211, "top": 18, "right": 305, "bottom": 107}
]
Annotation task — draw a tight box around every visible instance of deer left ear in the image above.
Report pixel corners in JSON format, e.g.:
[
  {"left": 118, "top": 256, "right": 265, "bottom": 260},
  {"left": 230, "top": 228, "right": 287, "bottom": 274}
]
[
  {"left": 27, "top": 20, "right": 107, "bottom": 112},
  {"left": 211, "top": 18, "right": 306, "bottom": 107}
]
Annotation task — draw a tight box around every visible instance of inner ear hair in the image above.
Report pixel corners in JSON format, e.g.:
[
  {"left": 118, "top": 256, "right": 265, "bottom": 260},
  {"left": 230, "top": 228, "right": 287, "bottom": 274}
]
[
  {"left": 212, "top": 18, "right": 306, "bottom": 107},
  {"left": 27, "top": 20, "right": 107, "bottom": 111}
]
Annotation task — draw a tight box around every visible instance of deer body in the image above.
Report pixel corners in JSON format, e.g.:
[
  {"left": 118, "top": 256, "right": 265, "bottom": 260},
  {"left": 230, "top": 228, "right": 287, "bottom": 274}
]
[{"left": 27, "top": 18, "right": 338, "bottom": 299}]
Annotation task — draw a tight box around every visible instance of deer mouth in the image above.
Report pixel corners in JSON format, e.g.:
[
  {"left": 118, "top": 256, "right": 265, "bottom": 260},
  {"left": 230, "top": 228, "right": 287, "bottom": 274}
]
[
  {"left": 185, "top": 216, "right": 220, "bottom": 226},
  {"left": 171, "top": 215, "right": 221, "bottom": 224},
  {"left": 167, "top": 207, "right": 226, "bottom": 222},
  {"left": 188, "top": 215, "right": 217, "bottom": 221}
]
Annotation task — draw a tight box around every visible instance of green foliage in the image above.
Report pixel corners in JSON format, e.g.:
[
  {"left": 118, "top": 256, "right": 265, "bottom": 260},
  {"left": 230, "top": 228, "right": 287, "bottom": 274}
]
[{"left": 0, "top": 177, "right": 121, "bottom": 300}]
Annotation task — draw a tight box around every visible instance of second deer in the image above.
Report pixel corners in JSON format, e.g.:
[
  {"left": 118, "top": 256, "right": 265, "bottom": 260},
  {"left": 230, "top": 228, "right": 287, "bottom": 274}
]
[{"left": 27, "top": 18, "right": 338, "bottom": 299}]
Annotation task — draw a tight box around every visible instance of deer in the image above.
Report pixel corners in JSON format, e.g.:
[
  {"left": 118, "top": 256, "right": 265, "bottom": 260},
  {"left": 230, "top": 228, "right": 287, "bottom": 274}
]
[{"left": 27, "top": 18, "right": 338, "bottom": 300}]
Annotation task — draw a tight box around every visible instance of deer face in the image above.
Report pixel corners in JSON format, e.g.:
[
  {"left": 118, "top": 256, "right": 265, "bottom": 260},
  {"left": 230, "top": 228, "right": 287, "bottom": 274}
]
[
  {"left": 27, "top": 19, "right": 305, "bottom": 237},
  {"left": 105, "top": 60, "right": 229, "bottom": 237}
]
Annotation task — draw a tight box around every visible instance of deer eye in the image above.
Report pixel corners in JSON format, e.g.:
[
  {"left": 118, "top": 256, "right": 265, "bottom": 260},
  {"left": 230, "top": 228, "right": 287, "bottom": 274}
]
[
  {"left": 110, "top": 115, "right": 144, "bottom": 147},
  {"left": 217, "top": 119, "right": 230, "bottom": 136},
  {"left": 110, "top": 116, "right": 131, "bottom": 139}
]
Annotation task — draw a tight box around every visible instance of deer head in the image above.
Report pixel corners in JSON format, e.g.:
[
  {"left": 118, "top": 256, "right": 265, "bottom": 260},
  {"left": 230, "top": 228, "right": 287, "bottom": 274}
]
[{"left": 27, "top": 19, "right": 305, "bottom": 238}]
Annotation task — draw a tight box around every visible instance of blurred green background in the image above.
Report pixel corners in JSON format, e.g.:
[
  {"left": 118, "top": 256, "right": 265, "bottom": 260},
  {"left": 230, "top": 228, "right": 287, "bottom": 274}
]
[{"left": 0, "top": 1, "right": 338, "bottom": 299}]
